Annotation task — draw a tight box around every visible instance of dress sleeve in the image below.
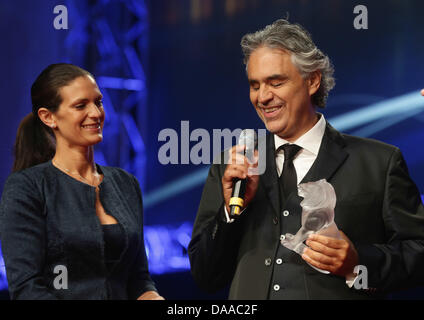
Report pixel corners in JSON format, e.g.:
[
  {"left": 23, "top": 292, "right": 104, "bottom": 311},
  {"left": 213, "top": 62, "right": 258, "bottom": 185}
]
[
  {"left": 0, "top": 172, "right": 57, "bottom": 299},
  {"left": 126, "top": 175, "right": 158, "bottom": 299}
]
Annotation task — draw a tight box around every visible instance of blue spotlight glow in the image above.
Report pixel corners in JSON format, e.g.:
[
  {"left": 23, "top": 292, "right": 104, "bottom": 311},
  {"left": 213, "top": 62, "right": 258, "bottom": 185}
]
[
  {"left": 97, "top": 76, "right": 145, "bottom": 91},
  {"left": 144, "top": 223, "right": 192, "bottom": 274},
  {"left": 144, "top": 167, "right": 209, "bottom": 209},
  {"left": 330, "top": 91, "right": 424, "bottom": 131},
  {"left": 351, "top": 108, "right": 423, "bottom": 137},
  {"left": 0, "top": 247, "right": 7, "bottom": 291}
]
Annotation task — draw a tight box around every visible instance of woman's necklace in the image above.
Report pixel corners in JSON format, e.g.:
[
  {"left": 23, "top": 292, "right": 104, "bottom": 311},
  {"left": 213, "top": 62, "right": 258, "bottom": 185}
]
[{"left": 52, "top": 159, "right": 100, "bottom": 187}]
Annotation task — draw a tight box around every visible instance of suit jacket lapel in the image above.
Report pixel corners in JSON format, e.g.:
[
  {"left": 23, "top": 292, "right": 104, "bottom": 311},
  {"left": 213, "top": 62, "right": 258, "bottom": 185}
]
[{"left": 301, "top": 122, "right": 349, "bottom": 184}]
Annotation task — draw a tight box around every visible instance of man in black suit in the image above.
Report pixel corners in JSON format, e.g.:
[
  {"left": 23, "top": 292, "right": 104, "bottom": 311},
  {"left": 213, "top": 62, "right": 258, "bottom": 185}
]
[{"left": 188, "top": 19, "right": 424, "bottom": 299}]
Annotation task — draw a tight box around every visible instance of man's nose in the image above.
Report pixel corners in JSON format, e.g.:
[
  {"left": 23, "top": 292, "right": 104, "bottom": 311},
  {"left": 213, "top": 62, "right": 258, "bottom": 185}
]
[{"left": 258, "top": 85, "right": 273, "bottom": 104}]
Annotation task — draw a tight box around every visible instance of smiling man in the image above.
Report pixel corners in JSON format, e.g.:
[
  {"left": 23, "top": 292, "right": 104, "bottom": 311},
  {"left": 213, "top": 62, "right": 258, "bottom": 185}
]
[
  {"left": 188, "top": 19, "right": 424, "bottom": 299},
  {"left": 247, "top": 46, "right": 320, "bottom": 142}
]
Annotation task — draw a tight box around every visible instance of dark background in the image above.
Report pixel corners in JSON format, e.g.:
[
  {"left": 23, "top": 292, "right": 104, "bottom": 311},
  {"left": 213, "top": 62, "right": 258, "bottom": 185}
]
[{"left": 0, "top": 0, "right": 423, "bottom": 299}]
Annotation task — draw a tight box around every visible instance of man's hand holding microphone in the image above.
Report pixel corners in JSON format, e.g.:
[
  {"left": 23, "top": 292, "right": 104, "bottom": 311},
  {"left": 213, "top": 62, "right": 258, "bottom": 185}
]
[{"left": 222, "top": 130, "right": 260, "bottom": 218}]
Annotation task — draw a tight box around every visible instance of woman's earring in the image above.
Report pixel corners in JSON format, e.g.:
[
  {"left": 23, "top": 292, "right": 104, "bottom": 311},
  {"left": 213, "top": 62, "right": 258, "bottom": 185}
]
[{"left": 51, "top": 124, "right": 56, "bottom": 129}]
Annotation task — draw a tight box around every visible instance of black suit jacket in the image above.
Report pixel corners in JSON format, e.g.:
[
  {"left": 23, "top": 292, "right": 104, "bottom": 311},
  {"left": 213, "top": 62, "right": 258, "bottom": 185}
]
[{"left": 188, "top": 122, "right": 424, "bottom": 299}]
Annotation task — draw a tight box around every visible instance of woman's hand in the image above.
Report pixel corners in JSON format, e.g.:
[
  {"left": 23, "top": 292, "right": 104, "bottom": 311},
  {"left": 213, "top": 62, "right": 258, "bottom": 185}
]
[{"left": 137, "top": 290, "right": 165, "bottom": 300}]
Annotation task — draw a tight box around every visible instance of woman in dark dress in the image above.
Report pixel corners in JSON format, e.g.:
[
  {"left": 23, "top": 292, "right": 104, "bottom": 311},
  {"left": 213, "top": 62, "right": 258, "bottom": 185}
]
[{"left": 0, "top": 63, "right": 163, "bottom": 300}]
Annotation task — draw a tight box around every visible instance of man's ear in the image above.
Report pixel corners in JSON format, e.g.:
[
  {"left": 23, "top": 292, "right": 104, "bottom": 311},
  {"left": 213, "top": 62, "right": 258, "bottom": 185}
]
[
  {"left": 38, "top": 108, "right": 56, "bottom": 129},
  {"left": 308, "top": 71, "right": 322, "bottom": 96}
]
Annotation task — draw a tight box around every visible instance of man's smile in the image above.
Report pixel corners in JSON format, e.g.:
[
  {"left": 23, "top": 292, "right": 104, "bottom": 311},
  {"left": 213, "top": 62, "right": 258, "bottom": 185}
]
[{"left": 259, "top": 104, "right": 284, "bottom": 118}]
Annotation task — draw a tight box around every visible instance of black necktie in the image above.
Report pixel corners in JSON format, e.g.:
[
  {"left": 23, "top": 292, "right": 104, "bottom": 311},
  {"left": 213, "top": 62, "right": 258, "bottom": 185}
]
[{"left": 279, "top": 144, "right": 302, "bottom": 199}]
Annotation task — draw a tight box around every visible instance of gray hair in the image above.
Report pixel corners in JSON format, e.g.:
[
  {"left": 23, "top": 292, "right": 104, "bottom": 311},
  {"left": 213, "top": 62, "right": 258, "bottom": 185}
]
[{"left": 240, "top": 19, "right": 335, "bottom": 108}]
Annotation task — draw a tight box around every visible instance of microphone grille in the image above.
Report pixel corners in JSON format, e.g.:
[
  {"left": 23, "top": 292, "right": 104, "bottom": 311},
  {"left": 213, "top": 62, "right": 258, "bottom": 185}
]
[{"left": 238, "top": 129, "right": 257, "bottom": 149}]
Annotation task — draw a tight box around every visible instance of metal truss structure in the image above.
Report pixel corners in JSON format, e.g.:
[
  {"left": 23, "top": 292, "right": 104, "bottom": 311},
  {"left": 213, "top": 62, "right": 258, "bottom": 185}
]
[{"left": 64, "top": 0, "right": 148, "bottom": 190}]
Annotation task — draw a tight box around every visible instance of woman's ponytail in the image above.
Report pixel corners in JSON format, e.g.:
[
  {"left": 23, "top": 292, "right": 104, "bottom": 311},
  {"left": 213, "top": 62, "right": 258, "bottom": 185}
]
[{"left": 12, "top": 112, "right": 55, "bottom": 172}]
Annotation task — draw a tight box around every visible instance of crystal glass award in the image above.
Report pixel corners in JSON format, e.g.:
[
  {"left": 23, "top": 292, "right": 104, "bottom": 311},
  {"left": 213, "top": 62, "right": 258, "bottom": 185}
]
[{"left": 280, "top": 179, "right": 341, "bottom": 273}]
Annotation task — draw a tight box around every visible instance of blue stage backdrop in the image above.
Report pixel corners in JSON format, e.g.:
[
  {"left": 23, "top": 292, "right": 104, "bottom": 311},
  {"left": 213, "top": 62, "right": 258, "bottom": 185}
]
[{"left": 0, "top": 0, "right": 423, "bottom": 299}]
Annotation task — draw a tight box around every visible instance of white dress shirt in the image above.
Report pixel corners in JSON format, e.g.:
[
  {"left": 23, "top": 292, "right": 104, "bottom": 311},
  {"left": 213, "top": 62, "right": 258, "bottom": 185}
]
[{"left": 274, "top": 113, "right": 326, "bottom": 181}]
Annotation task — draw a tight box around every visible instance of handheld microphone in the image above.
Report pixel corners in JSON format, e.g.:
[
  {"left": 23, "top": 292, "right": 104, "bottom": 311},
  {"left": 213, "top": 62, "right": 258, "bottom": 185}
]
[{"left": 229, "top": 129, "right": 257, "bottom": 217}]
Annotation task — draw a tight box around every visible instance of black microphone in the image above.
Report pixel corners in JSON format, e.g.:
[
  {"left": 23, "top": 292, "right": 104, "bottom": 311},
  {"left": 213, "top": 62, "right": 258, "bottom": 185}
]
[{"left": 229, "top": 129, "right": 257, "bottom": 218}]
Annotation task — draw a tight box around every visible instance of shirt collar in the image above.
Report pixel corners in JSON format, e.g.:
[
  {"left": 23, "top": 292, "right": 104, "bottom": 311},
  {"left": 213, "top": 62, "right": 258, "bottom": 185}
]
[{"left": 274, "top": 112, "right": 326, "bottom": 156}]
